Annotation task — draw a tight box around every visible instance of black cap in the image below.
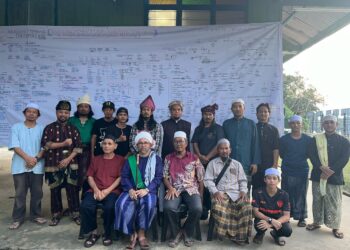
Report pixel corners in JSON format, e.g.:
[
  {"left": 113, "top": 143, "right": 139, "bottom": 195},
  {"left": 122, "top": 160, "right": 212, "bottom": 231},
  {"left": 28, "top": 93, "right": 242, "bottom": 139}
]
[
  {"left": 117, "top": 107, "right": 128, "bottom": 115},
  {"left": 102, "top": 101, "right": 115, "bottom": 111},
  {"left": 56, "top": 100, "right": 71, "bottom": 111}
]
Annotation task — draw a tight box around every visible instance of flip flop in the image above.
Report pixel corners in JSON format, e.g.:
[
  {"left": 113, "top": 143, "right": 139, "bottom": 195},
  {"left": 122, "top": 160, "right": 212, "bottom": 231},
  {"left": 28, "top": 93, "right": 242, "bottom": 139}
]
[
  {"left": 297, "top": 220, "right": 306, "bottom": 227},
  {"left": 306, "top": 223, "right": 321, "bottom": 231},
  {"left": 332, "top": 229, "right": 344, "bottom": 239},
  {"left": 102, "top": 236, "right": 113, "bottom": 246},
  {"left": 138, "top": 237, "right": 150, "bottom": 250},
  {"left": 270, "top": 230, "right": 286, "bottom": 246},
  {"left": 72, "top": 216, "right": 81, "bottom": 226},
  {"left": 253, "top": 233, "right": 264, "bottom": 244},
  {"left": 49, "top": 216, "right": 61, "bottom": 226},
  {"left": 32, "top": 217, "right": 47, "bottom": 225},
  {"left": 125, "top": 234, "right": 138, "bottom": 250},
  {"left": 84, "top": 233, "right": 100, "bottom": 248},
  {"left": 168, "top": 232, "right": 183, "bottom": 248},
  {"left": 8, "top": 221, "right": 22, "bottom": 230}
]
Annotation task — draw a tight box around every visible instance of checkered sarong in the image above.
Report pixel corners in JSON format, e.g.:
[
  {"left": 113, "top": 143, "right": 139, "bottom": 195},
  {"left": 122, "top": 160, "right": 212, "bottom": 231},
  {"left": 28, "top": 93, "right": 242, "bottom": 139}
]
[{"left": 212, "top": 194, "right": 252, "bottom": 242}]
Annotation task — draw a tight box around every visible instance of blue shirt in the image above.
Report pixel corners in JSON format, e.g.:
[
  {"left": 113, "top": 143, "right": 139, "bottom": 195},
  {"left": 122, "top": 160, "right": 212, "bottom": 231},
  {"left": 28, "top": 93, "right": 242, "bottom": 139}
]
[
  {"left": 279, "top": 133, "right": 311, "bottom": 178},
  {"left": 8, "top": 122, "right": 44, "bottom": 175},
  {"left": 223, "top": 117, "right": 261, "bottom": 174}
]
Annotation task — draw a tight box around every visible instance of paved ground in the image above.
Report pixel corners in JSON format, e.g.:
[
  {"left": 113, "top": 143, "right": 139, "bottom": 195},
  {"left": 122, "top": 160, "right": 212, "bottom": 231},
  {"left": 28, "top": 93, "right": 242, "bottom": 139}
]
[{"left": 0, "top": 147, "right": 349, "bottom": 250}]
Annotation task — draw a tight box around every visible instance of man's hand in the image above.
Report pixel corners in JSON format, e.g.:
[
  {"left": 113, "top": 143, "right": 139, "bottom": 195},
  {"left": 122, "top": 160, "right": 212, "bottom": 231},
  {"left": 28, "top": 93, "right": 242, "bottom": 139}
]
[
  {"left": 25, "top": 156, "right": 37, "bottom": 168},
  {"left": 238, "top": 191, "right": 248, "bottom": 202},
  {"left": 199, "top": 154, "right": 209, "bottom": 165},
  {"left": 64, "top": 138, "right": 73, "bottom": 147},
  {"left": 58, "top": 158, "right": 71, "bottom": 168},
  {"left": 250, "top": 164, "right": 258, "bottom": 175},
  {"left": 136, "top": 189, "right": 149, "bottom": 198},
  {"left": 257, "top": 220, "right": 271, "bottom": 230},
  {"left": 320, "top": 166, "right": 334, "bottom": 178},
  {"left": 128, "top": 189, "right": 138, "bottom": 200},
  {"left": 118, "top": 134, "right": 127, "bottom": 142},
  {"left": 213, "top": 191, "right": 225, "bottom": 204},
  {"left": 93, "top": 189, "right": 103, "bottom": 201},
  {"left": 271, "top": 219, "right": 282, "bottom": 230},
  {"left": 165, "top": 187, "right": 179, "bottom": 200}
]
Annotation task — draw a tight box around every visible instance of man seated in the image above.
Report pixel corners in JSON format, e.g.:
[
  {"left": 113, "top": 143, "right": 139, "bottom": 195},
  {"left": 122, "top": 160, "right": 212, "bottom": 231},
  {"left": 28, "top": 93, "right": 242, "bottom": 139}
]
[
  {"left": 252, "top": 168, "right": 292, "bottom": 246},
  {"left": 163, "top": 131, "right": 204, "bottom": 248},
  {"left": 204, "top": 138, "right": 252, "bottom": 245},
  {"left": 80, "top": 134, "right": 125, "bottom": 248}
]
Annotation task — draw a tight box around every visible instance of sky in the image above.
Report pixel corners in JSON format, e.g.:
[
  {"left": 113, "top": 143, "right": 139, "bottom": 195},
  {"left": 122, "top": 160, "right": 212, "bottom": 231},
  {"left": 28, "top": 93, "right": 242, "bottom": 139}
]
[{"left": 283, "top": 23, "right": 350, "bottom": 111}]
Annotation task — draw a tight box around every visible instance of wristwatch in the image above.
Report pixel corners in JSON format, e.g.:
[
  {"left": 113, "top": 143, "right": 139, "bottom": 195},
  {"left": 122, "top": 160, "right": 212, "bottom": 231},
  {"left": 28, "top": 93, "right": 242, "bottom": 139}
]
[{"left": 268, "top": 217, "right": 273, "bottom": 224}]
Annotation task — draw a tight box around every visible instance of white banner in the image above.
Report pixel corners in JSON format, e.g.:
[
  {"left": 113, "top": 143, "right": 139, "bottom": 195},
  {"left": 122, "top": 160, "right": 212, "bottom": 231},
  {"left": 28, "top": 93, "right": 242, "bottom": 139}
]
[{"left": 0, "top": 23, "right": 283, "bottom": 146}]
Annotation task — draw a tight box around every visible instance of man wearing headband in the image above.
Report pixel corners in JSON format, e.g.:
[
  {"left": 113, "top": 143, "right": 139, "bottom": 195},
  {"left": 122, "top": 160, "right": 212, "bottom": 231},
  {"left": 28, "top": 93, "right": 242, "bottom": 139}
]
[
  {"left": 204, "top": 139, "right": 252, "bottom": 245},
  {"left": 129, "top": 95, "right": 164, "bottom": 156},
  {"left": 8, "top": 103, "right": 46, "bottom": 230},
  {"left": 163, "top": 131, "right": 204, "bottom": 248},
  {"left": 191, "top": 103, "right": 224, "bottom": 219},
  {"left": 80, "top": 134, "right": 125, "bottom": 247},
  {"left": 252, "top": 168, "right": 292, "bottom": 246},
  {"left": 69, "top": 94, "right": 96, "bottom": 198},
  {"left": 307, "top": 115, "right": 350, "bottom": 239},
  {"left": 223, "top": 98, "right": 260, "bottom": 194},
  {"left": 279, "top": 115, "right": 312, "bottom": 227},
  {"left": 41, "top": 100, "right": 82, "bottom": 226},
  {"left": 115, "top": 131, "right": 163, "bottom": 250},
  {"left": 161, "top": 100, "right": 191, "bottom": 160},
  {"left": 91, "top": 101, "right": 117, "bottom": 156}
]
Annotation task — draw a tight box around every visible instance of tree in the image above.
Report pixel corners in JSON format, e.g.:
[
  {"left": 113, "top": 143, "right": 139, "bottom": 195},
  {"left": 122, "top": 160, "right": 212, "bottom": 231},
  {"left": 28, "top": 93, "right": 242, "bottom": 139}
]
[{"left": 283, "top": 73, "right": 325, "bottom": 129}]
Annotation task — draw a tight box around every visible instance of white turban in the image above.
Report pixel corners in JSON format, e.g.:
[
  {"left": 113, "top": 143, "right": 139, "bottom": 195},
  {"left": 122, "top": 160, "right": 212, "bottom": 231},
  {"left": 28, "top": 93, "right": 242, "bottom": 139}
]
[
  {"left": 289, "top": 115, "right": 302, "bottom": 123},
  {"left": 174, "top": 131, "right": 187, "bottom": 140},
  {"left": 135, "top": 131, "right": 154, "bottom": 145},
  {"left": 77, "top": 94, "right": 91, "bottom": 106},
  {"left": 322, "top": 115, "right": 337, "bottom": 123},
  {"left": 232, "top": 98, "right": 245, "bottom": 106}
]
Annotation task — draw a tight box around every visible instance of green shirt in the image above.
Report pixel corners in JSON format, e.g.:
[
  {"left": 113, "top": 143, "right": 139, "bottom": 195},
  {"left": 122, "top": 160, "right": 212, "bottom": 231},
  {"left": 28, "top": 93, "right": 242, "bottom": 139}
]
[{"left": 68, "top": 116, "right": 95, "bottom": 144}]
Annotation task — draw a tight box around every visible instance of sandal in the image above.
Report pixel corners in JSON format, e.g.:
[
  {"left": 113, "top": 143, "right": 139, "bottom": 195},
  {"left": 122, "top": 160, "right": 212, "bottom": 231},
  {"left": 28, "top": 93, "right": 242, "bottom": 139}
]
[
  {"left": 306, "top": 223, "right": 321, "bottom": 231},
  {"left": 184, "top": 238, "right": 194, "bottom": 247},
  {"left": 8, "top": 221, "right": 22, "bottom": 230},
  {"left": 138, "top": 237, "right": 150, "bottom": 250},
  {"left": 297, "top": 220, "right": 306, "bottom": 227},
  {"left": 126, "top": 234, "right": 138, "bottom": 250},
  {"left": 72, "top": 216, "right": 81, "bottom": 226},
  {"left": 332, "top": 229, "right": 344, "bottom": 239},
  {"left": 270, "top": 230, "right": 286, "bottom": 246},
  {"left": 49, "top": 216, "right": 61, "bottom": 226},
  {"left": 253, "top": 233, "right": 264, "bottom": 244},
  {"left": 102, "top": 236, "right": 113, "bottom": 246},
  {"left": 168, "top": 232, "right": 183, "bottom": 248},
  {"left": 32, "top": 217, "right": 47, "bottom": 225},
  {"left": 84, "top": 233, "right": 100, "bottom": 248}
]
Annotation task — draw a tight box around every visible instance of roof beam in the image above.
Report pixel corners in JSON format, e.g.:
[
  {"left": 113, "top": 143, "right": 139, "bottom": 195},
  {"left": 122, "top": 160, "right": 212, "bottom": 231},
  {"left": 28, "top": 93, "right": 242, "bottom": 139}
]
[{"left": 283, "top": 0, "right": 350, "bottom": 9}]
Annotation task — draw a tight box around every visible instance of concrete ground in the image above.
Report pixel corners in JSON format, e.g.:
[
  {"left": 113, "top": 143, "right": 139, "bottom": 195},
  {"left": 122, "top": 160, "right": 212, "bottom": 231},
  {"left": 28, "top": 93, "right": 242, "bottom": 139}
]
[{"left": 0, "top": 147, "right": 349, "bottom": 250}]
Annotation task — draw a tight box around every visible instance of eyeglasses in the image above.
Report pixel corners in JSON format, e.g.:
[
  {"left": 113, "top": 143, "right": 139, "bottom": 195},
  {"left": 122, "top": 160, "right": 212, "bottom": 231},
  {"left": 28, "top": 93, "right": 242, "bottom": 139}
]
[{"left": 174, "top": 140, "right": 186, "bottom": 145}]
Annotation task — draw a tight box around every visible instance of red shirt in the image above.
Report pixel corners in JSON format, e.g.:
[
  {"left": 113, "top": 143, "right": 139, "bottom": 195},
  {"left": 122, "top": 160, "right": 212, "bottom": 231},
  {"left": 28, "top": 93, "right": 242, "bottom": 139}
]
[{"left": 87, "top": 154, "right": 125, "bottom": 195}]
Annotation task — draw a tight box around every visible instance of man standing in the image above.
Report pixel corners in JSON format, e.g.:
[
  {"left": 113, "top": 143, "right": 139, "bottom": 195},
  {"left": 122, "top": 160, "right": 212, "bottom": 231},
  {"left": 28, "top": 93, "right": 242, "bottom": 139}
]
[
  {"left": 223, "top": 99, "right": 260, "bottom": 192},
  {"left": 204, "top": 139, "right": 252, "bottom": 245},
  {"left": 161, "top": 100, "right": 191, "bottom": 160},
  {"left": 163, "top": 131, "right": 204, "bottom": 248},
  {"left": 69, "top": 94, "right": 95, "bottom": 196},
  {"left": 130, "top": 95, "right": 163, "bottom": 156},
  {"left": 253, "top": 103, "right": 280, "bottom": 191},
  {"left": 41, "top": 100, "right": 82, "bottom": 226},
  {"left": 91, "top": 101, "right": 116, "bottom": 156},
  {"left": 8, "top": 103, "right": 46, "bottom": 230},
  {"left": 306, "top": 115, "right": 350, "bottom": 239},
  {"left": 280, "top": 115, "right": 311, "bottom": 227}
]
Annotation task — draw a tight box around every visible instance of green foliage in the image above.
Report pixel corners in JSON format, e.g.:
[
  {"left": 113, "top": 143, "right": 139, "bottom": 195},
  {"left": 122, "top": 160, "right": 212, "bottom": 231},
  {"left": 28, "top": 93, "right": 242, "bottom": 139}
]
[{"left": 283, "top": 73, "right": 325, "bottom": 130}]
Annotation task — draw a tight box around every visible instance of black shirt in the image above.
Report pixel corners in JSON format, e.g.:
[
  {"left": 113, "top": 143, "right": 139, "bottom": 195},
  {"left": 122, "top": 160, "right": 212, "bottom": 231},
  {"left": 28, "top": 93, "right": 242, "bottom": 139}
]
[
  {"left": 256, "top": 122, "right": 280, "bottom": 171},
  {"left": 106, "top": 124, "right": 132, "bottom": 157},
  {"left": 92, "top": 118, "right": 117, "bottom": 156},
  {"left": 252, "top": 187, "right": 290, "bottom": 219}
]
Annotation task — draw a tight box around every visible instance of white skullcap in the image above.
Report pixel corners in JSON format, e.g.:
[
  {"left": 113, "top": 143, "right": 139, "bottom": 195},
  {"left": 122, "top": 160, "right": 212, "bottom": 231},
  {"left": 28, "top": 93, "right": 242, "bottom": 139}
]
[
  {"left": 217, "top": 138, "right": 230, "bottom": 147},
  {"left": 174, "top": 131, "right": 187, "bottom": 139},
  {"left": 322, "top": 115, "right": 337, "bottom": 123},
  {"left": 289, "top": 115, "right": 302, "bottom": 123},
  {"left": 232, "top": 98, "right": 245, "bottom": 106},
  {"left": 265, "top": 168, "right": 281, "bottom": 178},
  {"left": 25, "top": 102, "right": 40, "bottom": 111},
  {"left": 135, "top": 131, "right": 154, "bottom": 145},
  {"left": 77, "top": 94, "right": 91, "bottom": 106}
]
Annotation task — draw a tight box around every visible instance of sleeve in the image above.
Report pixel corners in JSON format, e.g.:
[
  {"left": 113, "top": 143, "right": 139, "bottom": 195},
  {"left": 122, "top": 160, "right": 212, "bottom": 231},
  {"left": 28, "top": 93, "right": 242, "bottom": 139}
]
[
  {"left": 72, "top": 127, "right": 83, "bottom": 154},
  {"left": 154, "top": 124, "right": 164, "bottom": 156},
  {"left": 251, "top": 122, "right": 261, "bottom": 165},
  {"left": 116, "top": 158, "right": 125, "bottom": 178},
  {"left": 252, "top": 189, "right": 260, "bottom": 208},
  {"left": 204, "top": 160, "right": 219, "bottom": 194},
  {"left": 8, "top": 125, "right": 20, "bottom": 150},
  {"left": 86, "top": 157, "right": 97, "bottom": 177},
  {"left": 282, "top": 192, "right": 291, "bottom": 212},
  {"left": 91, "top": 121, "right": 99, "bottom": 135},
  {"left": 272, "top": 127, "right": 280, "bottom": 150},
  {"left": 237, "top": 162, "right": 248, "bottom": 193},
  {"left": 41, "top": 125, "right": 51, "bottom": 150},
  {"left": 195, "top": 159, "right": 205, "bottom": 182},
  {"left": 129, "top": 125, "right": 138, "bottom": 154},
  {"left": 163, "top": 157, "right": 170, "bottom": 178},
  {"left": 191, "top": 127, "right": 199, "bottom": 143},
  {"left": 147, "top": 156, "right": 164, "bottom": 194},
  {"left": 121, "top": 160, "right": 134, "bottom": 192},
  {"left": 308, "top": 137, "right": 322, "bottom": 169},
  {"left": 279, "top": 136, "right": 286, "bottom": 159},
  {"left": 329, "top": 137, "right": 350, "bottom": 174}
]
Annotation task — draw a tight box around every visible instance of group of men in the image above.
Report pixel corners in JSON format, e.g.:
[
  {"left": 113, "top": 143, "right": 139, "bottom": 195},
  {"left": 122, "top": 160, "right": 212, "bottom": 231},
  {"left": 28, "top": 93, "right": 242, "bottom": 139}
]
[{"left": 8, "top": 94, "right": 350, "bottom": 248}]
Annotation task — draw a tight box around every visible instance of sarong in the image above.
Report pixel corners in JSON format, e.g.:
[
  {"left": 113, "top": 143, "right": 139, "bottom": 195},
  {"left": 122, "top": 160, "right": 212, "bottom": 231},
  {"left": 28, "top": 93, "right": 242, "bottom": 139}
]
[
  {"left": 312, "top": 181, "right": 342, "bottom": 229},
  {"left": 211, "top": 194, "right": 252, "bottom": 242},
  {"left": 114, "top": 192, "right": 157, "bottom": 235}
]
